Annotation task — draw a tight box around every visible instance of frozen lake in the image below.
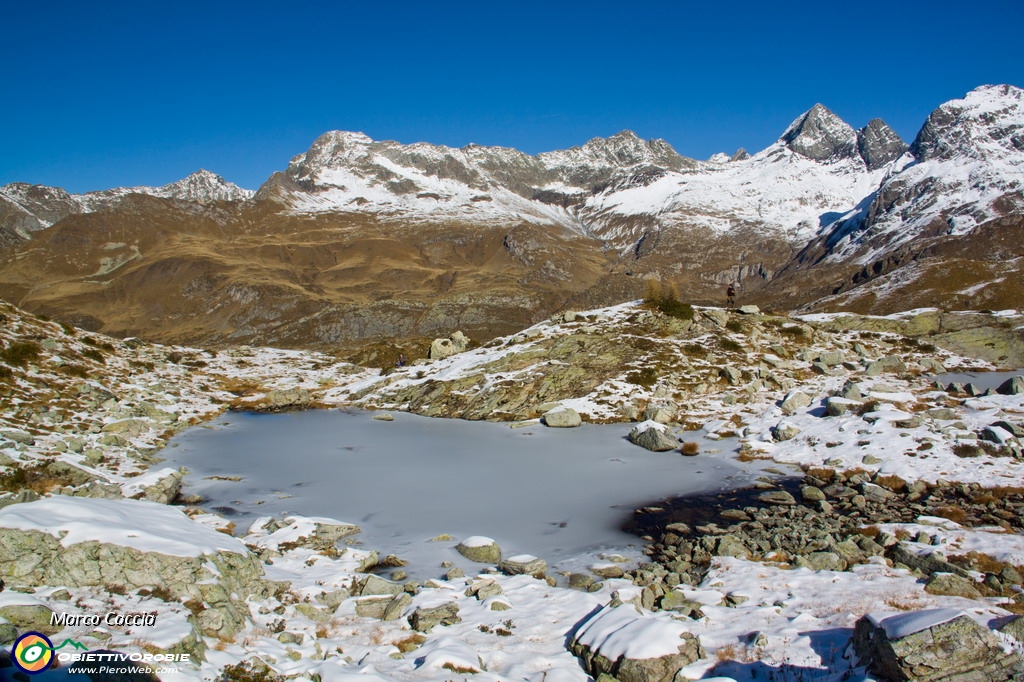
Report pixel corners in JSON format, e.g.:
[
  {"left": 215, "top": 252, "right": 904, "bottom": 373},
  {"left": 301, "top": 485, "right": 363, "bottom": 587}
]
[{"left": 164, "top": 409, "right": 773, "bottom": 575}]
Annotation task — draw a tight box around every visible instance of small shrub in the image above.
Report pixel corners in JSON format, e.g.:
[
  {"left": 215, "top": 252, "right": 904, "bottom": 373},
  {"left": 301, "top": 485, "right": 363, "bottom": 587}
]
[
  {"left": 441, "top": 662, "right": 478, "bottom": 674},
  {"left": 680, "top": 442, "right": 700, "bottom": 456},
  {"left": 216, "top": 661, "right": 284, "bottom": 682},
  {"left": 933, "top": 505, "right": 968, "bottom": 524},
  {"left": 719, "top": 337, "right": 743, "bottom": 353},
  {"left": 725, "top": 319, "right": 744, "bottom": 333},
  {"left": 395, "top": 633, "right": 426, "bottom": 653},
  {"left": 642, "top": 278, "right": 694, "bottom": 320},
  {"left": 0, "top": 340, "right": 41, "bottom": 367},
  {"left": 626, "top": 367, "right": 657, "bottom": 388},
  {"left": 952, "top": 442, "right": 982, "bottom": 458},
  {"left": 80, "top": 348, "right": 106, "bottom": 364}
]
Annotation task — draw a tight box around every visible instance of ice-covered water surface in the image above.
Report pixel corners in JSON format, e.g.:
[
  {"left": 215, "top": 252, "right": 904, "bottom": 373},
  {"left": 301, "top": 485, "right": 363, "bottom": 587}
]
[
  {"left": 934, "top": 368, "right": 1024, "bottom": 390},
  {"left": 165, "top": 409, "right": 772, "bottom": 574}
]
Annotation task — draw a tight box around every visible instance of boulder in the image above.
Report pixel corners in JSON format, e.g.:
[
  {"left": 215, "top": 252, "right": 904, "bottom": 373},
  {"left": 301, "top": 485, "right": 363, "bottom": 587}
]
[
  {"left": 780, "top": 390, "right": 813, "bottom": 414},
  {"left": 263, "top": 387, "right": 313, "bottom": 410},
  {"left": 428, "top": 332, "right": 469, "bottom": 360},
  {"left": 409, "top": 602, "right": 461, "bottom": 632},
  {"left": 569, "top": 603, "right": 706, "bottom": 682},
  {"left": 628, "top": 422, "right": 678, "bottom": 452},
  {"left": 924, "top": 573, "right": 982, "bottom": 598},
  {"left": 852, "top": 609, "right": 1023, "bottom": 681},
  {"left": 771, "top": 421, "right": 801, "bottom": 441},
  {"left": 455, "top": 536, "right": 501, "bottom": 564},
  {"left": 0, "top": 603, "right": 59, "bottom": 635},
  {"left": 542, "top": 406, "right": 582, "bottom": 428},
  {"left": 499, "top": 554, "right": 547, "bottom": 577},
  {"left": 826, "top": 397, "right": 862, "bottom": 416},
  {"left": 997, "top": 375, "right": 1024, "bottom": 395},
  {"left": 738, "top": 305, "right": 760, "bottom": 315},
  {"left": 642, "top": 400, "right": 677, "bottom": 424}
]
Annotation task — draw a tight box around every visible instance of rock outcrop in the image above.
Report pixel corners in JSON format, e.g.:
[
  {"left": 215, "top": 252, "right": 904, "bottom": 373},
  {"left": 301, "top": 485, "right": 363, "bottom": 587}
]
[
  {"left": 852, "top": 609, "right": 1024, "bottom": 681},
  {"left": 569, "top": 603, "right": 705, "bottom": 682}
]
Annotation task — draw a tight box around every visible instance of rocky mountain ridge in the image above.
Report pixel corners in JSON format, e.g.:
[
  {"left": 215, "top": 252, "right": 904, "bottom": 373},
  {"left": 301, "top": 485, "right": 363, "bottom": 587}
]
[{"left": 0, "top": 85, "right": 1020, "bottom": 348}]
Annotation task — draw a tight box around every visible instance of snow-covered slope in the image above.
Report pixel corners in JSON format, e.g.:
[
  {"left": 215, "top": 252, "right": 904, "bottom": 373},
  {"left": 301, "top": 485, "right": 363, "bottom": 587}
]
[
  {"left": 255, "top": 112, "right": 910, "bottom": 250},
  {"left": 819, "top": 84, "right": 1024, "bottom": 263}
]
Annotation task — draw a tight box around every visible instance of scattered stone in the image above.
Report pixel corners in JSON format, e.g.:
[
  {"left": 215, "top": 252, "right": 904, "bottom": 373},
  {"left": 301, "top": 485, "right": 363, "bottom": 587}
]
[
  {"left": 758, "top": 490, "right": 797, "bottom": 506},
  {"left": 801, "top": 486, "right": 826, "bottom": 503},
  {"left": 738, "top": 305, "right": 760, "bottom": 315},
  {"left": 372, "top": 413, "right": 394, "bottom": 421},
  {"left": 590, "top": 564, "right": 625, "bottom": 579}
]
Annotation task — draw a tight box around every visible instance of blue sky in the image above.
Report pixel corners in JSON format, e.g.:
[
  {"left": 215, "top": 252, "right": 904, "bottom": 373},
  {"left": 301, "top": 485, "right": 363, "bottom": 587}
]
[{"left": 2, "top": 0, "right": 1021, "bottom": 193}]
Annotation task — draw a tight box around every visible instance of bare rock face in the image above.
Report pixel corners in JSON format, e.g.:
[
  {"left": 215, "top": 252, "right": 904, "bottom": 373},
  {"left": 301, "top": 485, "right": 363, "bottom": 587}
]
[
  {"left": 852, "top": 609, "right": 1024, "bottom": 681},
  {"left": 780, "top": 104, "right": 859, "bottom": 163},
  {"left": 857, "top": 118, "right": 907, "bottom": 170}
]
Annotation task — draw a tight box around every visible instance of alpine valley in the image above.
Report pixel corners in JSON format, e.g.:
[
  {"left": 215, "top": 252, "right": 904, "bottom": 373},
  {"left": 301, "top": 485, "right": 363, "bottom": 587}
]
[{"left": 1, "top": 84, "right": 1022, "bottom": 352}]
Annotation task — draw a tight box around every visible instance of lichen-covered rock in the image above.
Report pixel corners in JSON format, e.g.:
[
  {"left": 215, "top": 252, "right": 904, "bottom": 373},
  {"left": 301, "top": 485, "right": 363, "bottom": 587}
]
[
  {"left": 263, "top": 387, "right": 313, "bottom": 410},
  {"left": 429, "top": 331, "right": 469, "bottom": 360},
  {"left": 0, "top": 497, "right": 275, "bottom": 639},
  {"left": 570, "top": 603, "right": 706, "bottom": 682},
  {"left": 499, "top": 554, "right": 547, "bottom": 577},
  {"left": 852, "top": 609, "right": 1024, "bottom": 681},
  {"left": 409, "top": 602, "right": 461, "bottom": 632},
  {"left": 455, "top": 536, "right": 501, "bottom": 564}
]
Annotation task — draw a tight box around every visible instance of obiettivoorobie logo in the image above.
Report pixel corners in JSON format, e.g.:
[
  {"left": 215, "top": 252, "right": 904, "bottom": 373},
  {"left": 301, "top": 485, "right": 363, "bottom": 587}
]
[
  {"left": 12, "top": 632, "right": 86, "bottom": 674},
  {"left": 10, "top": 630, "right": 191, "bottom": 675}
]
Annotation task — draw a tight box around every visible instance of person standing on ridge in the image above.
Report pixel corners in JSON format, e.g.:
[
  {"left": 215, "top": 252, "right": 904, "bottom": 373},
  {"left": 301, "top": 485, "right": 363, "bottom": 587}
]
[{"left": 726, "top": 283, "right": 736, "bottom": 306}]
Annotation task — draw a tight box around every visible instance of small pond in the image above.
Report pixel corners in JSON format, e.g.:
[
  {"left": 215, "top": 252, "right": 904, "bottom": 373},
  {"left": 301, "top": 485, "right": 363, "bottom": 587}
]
[
  {"left": 932, "top": 369, "right": 1024, "bottom": 390},
  {"left": 164, "top": 409, "right": 776, "bottom": 574}
]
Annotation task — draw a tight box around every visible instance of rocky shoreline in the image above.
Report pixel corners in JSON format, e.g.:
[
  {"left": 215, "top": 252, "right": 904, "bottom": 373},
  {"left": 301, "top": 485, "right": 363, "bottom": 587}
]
[{"left": 3, "top": 297, "right": 1024, "bottom": 681}]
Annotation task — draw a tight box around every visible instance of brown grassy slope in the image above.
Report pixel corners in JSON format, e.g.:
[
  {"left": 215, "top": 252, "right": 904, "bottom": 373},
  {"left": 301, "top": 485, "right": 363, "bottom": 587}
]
[
  {"left": 759, "top": 215, "right": 1024, "bottom": 314},
  {"left": 0, "top": 198, "right": 615, "bottom": 348}
]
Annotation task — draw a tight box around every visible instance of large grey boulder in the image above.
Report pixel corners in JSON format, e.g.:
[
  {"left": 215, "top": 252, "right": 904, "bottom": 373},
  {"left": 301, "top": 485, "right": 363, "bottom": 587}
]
[
  {"left": 779, "top": 390, "right": 813, "bottom": 414},
  {"left": 852, "top": 609, "right": 1024, "bottom": 681},
  {"left": 542, "top": 406, "right": 582, "bottom": 428},
  {"left": 570, "top": 603, "right": 706, "bottom": 682},
  {"left": 428, "top": 331, "right": 469, "bottom": 360},
  {"left": 628, "top": 422, "right": 678, "bottom": 452}
]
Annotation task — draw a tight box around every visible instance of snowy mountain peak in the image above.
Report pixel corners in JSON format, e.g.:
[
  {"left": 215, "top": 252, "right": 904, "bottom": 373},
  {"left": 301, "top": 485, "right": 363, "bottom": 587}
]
[
  {"left": 910, "top": 84, "right": 1024, "bottom": 163},
  {"left": 159, "top": 170, "right": 254, "bottom": 202},
  {"left": 780, "top": 104, "right": 858, "bottom": 163},
  {"left": 539, "top": 130, "right": 692, "bottom": 173}
]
